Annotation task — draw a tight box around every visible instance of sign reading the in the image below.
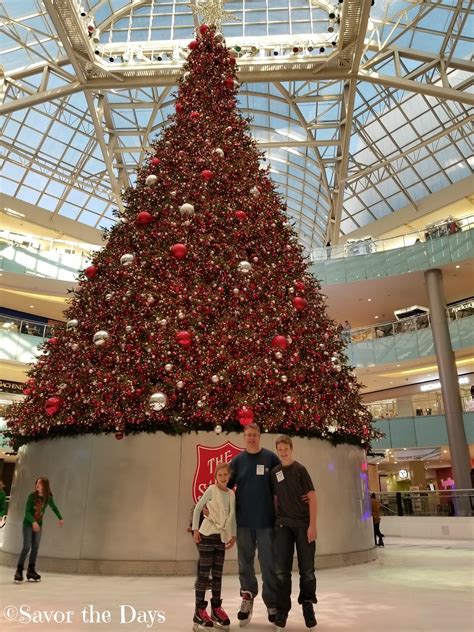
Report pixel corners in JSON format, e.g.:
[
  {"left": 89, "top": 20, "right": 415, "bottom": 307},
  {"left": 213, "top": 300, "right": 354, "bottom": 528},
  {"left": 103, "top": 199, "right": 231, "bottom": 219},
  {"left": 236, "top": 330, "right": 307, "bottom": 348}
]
[{"left": 192, "top": 441, "right": 243, "bottom": 503}]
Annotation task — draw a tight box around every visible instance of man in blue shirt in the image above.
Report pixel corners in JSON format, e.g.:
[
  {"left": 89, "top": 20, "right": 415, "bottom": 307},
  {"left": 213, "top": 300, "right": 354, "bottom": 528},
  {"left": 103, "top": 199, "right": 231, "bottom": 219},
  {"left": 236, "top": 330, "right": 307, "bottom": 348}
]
[{"left": 228, "top": 423, "right": 280, "bottom": 625}]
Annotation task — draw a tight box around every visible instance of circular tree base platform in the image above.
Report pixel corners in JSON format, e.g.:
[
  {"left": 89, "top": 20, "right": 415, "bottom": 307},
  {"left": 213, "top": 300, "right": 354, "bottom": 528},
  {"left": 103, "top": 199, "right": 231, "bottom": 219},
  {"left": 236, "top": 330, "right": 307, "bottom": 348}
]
[{"left": 0, "top": 432, "right": 376, "bottom": 574}]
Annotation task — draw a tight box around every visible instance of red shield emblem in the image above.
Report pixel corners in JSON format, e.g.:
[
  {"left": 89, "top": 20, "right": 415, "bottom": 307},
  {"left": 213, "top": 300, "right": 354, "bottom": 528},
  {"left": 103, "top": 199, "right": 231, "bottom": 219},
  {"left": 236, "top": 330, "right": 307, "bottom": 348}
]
[{"left": 192, "top": 441, "right": 243, "bottom": 503}]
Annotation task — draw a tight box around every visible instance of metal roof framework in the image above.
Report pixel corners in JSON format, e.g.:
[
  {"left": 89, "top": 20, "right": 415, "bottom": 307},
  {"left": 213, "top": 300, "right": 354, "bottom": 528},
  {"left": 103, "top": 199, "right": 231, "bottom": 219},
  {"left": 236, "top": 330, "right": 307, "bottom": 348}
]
[{"left": 0, "top": 0, "right": 472, "bottom": 251}]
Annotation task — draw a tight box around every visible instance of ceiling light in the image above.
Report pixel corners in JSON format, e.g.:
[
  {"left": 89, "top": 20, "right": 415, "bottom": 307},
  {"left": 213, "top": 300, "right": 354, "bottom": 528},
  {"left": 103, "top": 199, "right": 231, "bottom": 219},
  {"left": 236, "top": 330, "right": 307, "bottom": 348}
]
[
  {"left": 455, "top": 265, "right": 460, "bottom": 269},
  {"left": 374, "top": 315, "right": 379, "bottom": 319},
  {"left": 367, "top": 298, "right": 372, "bottom": 302},
  {"left": 443, "top": 450, "right": 448, "bottom": 453},
  {"left": 29, "top": 305, "right": 34, "bottom": 308}
]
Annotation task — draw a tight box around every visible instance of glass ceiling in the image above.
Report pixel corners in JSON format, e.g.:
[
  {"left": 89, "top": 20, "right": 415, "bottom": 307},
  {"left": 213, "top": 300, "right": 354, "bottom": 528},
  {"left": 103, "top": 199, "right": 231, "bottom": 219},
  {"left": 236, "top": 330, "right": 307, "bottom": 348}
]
[{"left": 1, "top": 0, "right": 472, "bottom": 251}]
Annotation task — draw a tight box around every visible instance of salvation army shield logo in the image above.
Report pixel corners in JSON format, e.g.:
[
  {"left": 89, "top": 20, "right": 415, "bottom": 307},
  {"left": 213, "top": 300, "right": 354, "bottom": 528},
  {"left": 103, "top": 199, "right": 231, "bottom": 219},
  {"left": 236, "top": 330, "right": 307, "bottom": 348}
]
[{"left": 192, "top": 441, "right": 243, "bottom": 503}]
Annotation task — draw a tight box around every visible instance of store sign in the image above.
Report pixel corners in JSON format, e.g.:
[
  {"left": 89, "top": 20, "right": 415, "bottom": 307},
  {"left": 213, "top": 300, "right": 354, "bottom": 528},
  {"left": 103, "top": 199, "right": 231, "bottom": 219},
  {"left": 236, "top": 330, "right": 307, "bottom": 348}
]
[
  {"left": 420, "top": 376, "right": 469, "bottom": 392},
  {"left": 0, "top": 379, "right": 24, "bottom": 394},
  {"left": 398, "top": 469, "right": 409, "bottom": 480}
]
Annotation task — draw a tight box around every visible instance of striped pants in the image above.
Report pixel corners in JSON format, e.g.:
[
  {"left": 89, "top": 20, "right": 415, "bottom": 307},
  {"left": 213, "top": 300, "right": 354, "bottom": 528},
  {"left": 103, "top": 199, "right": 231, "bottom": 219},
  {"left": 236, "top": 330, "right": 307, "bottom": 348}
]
[{"left": 195, "top": 533, "right": 225, "bottom": 604}]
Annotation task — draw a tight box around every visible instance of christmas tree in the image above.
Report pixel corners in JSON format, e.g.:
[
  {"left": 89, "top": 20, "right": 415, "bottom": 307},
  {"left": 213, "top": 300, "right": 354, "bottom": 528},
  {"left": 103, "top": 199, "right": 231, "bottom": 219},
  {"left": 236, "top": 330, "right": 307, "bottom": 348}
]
[{"left": 6, "top": 25, "right": 379, "bottom": 450}]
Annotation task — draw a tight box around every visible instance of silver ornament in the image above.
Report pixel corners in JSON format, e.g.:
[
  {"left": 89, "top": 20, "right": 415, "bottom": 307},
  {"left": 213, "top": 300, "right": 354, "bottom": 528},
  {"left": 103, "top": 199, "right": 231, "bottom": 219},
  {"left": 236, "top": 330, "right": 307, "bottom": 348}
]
[
  {"left": 328, "top": 425, "right": 337, "bottom": 433},
  {"left": 71, "top": 343, "right": 79, "bottom": 351},
  {"left": 281, "top": 375, "right": 288, "bottom": 382},
  {"left": 105, "top": 293, "right": 112, "bottom": 301},
  {"left": 214, "top": 424, "right": 222, "bottom": 434},
  {"left": 238, "top": 260, "right": 252, "bottom": 274},
  {"left": 149, "top": 391, "right": 168, "bottom": 411},
  {"left": 165, "top": 363, "right": 173, "bottom": 372},
  {"left": 146, "top": 295, "right": 155, "bottom": 305},
  {"left": 197, "top": 400, "right": 204, "bottom": 408},
  {"left": 67, "top": 319, "right": 78, "bottom": 330},
  {"left": 145, "top": 174, "right": 158, "bottom": 187},
  {"left": 285, "top": 396, "right": 293, "bottom": 403},
  {"left": 214, "top": 31, "right": 224, "bottom": 43},
  {"left": 170, "top": 190, "right": 177, "bottom": 197},
  {"left": 93, "top": 330, "right": 109, "bottom": 346},
  {"left": 179, "top": 202, "right": 195, "bottom": 217},
  {"left": 211, "top": 375, "right": 219, "bottom": 383},
  {"left": 250, "top": 186, "right": 259, "bottom": 196},
  {"left": 159, "top": 319, "right": 167, "bottom": 326},
  {"left": 177, "top": 381, "right": 184, "bottom": 389},
  {"left": 233, "top": 288, "right": 239, "bottom": 294},
  {"left": 125, "top": 325, "right": 132, "bottom": 332},
  {"left": 213, "top": 148, "right": 224, "bottom": 158},
  {"left": 120, "top": 253, "right": 135, "bottom": 266},
  {"left": 275, "top": 351, "right": 283, "bottom": 360}
]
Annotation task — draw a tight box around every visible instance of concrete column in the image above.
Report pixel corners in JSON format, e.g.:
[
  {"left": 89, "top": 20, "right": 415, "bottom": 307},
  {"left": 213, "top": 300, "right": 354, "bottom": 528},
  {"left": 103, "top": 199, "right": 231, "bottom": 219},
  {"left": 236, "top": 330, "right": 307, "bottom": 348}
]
[
  {"left": 424, "top": 269, "right": 471, "bottom": 512},
  {"left": 410, "top": 461, "right": 426, "bottom": 489}
]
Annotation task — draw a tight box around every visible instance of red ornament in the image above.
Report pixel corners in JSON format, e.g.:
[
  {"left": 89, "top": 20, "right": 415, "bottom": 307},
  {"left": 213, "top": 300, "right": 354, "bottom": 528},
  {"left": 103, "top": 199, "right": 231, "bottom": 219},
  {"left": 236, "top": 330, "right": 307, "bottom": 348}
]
[
  {"left": 23, "top": 388, "right": 32, "bottom": 396},
  {"left": 224, "top": 77, "right": 235, "bottom": 89},
  {"left": 85, "top": 265, "right": 98, "bottom": 280},
  {"left": 237, "top": 406, "right": 254, "bottom": 426},
  {"left": 171, "top": 243, "right": 188, "bottom": 260},
  {"left": 271, "top": 335, "right": 288, "bottom": 350},
  {"left": 45, "top": 406, "right": 59, "bottom": 416},
  {"left": 235, "top": 210, "right": 248, "bottom": 221},
  {"left": 115, "top": 432, "right": 124, "bottom": 440},
  {"left": 201, "top": 169, "right": 213, "bottom": 181},
  {"left": 190, "top": 111, "right": 200, "bottom": 121},
  {"left": 46, "top": 396, "right": 62, "bottom": 408},
  {"left": 293, "top": 297, "right": 307, "bottom": 311},
  {"left": 294, "top": 280, "right": 306, "bottom": 292},
  {"left": 175, "top": 101, "right": 184, "bottom": 113},
  {"left": 228, "top": 57, "right": 236, "bottom": 66},
  {"left": 48, "top": 337, "right": 58, "bottom": 345},
  {"left": 136, "top": 211, "right": 153, "bottom": 225},
  {"left": 151, "top": 157, "right": 161, "bottom": 167},
  {"left": 199, "top": 24, "right": 209, "bottom": 35},
  {"left": 176, "top": 330, "right": 192, "bottom": 348},
  {"left": 188, "top": 40, "right": 199, "bottom": 50}
]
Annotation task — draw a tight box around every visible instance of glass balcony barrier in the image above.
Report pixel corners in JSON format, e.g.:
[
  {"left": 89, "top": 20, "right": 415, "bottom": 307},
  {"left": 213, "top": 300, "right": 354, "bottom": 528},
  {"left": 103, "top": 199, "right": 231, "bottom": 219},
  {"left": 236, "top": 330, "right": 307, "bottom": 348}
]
[
  {"left": 310, "top": 214, "right": 474, "bottom": 262},
  {"left": 366, "top": 394, "right": 474, "bottom": 420},
  {"left": 0, "top": 230, "right": 99, "bottom": 282},
  {"left": 374, "top": 490, "right": 474, "bottom": 517}
]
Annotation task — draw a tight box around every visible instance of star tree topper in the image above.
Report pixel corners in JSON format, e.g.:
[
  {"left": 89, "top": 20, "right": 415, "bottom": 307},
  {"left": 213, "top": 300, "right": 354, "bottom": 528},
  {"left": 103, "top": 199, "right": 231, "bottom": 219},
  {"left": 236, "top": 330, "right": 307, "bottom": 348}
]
[{"left": 194, "top": 0, "right": 240, "bottom": 28}]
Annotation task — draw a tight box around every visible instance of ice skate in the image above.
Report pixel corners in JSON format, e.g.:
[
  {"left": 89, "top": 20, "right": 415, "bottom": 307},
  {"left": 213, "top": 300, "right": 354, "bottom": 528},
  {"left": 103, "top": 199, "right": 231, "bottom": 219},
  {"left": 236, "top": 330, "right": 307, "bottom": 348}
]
[
  {"left": 26, "top": 565, "right": 41, "bottom": 582},
  {"left": 237, "top": 591, "right": 253, "bottom": 626},
  {"left": 210, "top": 598, "right": 230, "bottom": 629},
  {"left": 192, "top": 600, "right": 213, "bottom": 630},
  {"left": 302, "top": 601, "right": 317, "bottom": 629},
  {"left": 14, "top": 566, "right": 24, "bottom": 583},
  {"left": 267, "top": 607, "right": 277, "bottom": 624}
]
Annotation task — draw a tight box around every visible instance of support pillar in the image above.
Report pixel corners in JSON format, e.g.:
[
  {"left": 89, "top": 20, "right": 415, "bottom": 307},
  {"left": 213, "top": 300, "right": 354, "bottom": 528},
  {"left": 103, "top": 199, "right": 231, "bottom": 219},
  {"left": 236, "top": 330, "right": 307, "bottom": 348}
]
[{"left": 424, "top": 269, "right": 471, "bottom": 514}]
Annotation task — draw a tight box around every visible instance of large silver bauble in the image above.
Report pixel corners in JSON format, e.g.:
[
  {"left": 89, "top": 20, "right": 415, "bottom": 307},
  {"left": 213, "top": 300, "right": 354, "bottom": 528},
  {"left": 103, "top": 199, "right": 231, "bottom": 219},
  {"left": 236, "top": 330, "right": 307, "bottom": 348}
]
[
  {"left": 149, "top": 391, "right": 168, "bottom": 411},
  {"left": 67, "top": 319, "right": 78, "bottom": 330},
  {"left": 120, "top": 253, "right": 135, "bottom": 266},
  {"left": 238, "top": 260, "right": 252, "bottom": 274},
  {"left": 145, "top": 174, "right": 158, "bottom": 187},
  {"left": 179, "top": 203, "right": 195, "bottom": 217},
  {"left": 93, "top": 330, "right": 109, "bottom": 346}
]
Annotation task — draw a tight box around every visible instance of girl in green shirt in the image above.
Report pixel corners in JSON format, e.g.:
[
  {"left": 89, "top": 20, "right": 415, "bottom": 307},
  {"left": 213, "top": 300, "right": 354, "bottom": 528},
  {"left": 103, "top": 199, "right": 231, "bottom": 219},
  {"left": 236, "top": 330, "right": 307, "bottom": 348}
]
[{"left": 14, "top": 477, "right": 63, "bottom": 583}]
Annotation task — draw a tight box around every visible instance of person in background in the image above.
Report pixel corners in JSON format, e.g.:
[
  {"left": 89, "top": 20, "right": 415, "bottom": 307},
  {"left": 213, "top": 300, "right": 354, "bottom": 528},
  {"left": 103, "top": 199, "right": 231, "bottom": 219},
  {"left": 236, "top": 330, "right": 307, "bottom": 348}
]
[
  {"left": 192, "top": 461, "right": 236, "bottom": 630},
  {"left": 14, "top": 477, "right": 63, "bottom": 583},
  {"left": 0, "top": 479, "right": 7, "bottom": 527},
  {"left": 341, "top": 320, "right": 352, "bottom": 343},
  {"left": 228, "top": 423, "right": 280, "bottom": 626},
  {"left": 371, "top": 493, "right": 384, "bottom": 547},
  {"left": 271, "top": 435, "right": 317, "bottom": 631}
]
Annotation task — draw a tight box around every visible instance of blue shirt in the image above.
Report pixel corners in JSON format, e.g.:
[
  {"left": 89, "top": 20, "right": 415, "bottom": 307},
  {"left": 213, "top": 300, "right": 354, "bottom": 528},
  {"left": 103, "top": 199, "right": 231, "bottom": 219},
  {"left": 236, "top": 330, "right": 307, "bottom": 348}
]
[{"left": 228, "top": 448, "right": 280, "bottom": 528}]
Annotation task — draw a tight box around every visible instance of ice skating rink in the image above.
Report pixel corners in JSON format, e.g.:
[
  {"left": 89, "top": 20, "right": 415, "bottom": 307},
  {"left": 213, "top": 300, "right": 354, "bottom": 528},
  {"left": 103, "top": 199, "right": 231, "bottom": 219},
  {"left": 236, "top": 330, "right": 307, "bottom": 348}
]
[{"left": 0, "top": 538, "right": 472, "bottom": 631}]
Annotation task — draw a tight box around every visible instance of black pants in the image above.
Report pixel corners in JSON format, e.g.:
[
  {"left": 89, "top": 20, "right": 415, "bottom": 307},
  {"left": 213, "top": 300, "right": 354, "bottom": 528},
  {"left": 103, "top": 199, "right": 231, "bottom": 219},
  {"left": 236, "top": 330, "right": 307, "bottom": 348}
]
[
  {"left": 373, "top": 521, "right": 384, "bottom": 545},
  {"left": 195, "top": 534, "right": 225, "bottom": 604},
  {"left": 274, "top": 523, "right": 316, "bottom": 616}
]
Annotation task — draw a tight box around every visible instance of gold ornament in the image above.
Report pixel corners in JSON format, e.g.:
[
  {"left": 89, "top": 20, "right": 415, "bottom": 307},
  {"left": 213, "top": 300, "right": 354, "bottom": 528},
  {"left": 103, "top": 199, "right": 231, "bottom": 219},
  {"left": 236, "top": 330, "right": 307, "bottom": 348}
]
[{"left": 195, "top": 0, "right": 239, "bottom": 29}]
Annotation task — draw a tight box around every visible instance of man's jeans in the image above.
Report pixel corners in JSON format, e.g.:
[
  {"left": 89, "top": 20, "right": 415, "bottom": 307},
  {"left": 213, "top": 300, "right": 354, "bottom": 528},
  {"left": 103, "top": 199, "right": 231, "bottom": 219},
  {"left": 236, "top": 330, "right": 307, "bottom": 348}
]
[
  {"left": 18, "top": 525, "right": 42, "bottom": 568},
  {"left": 237, "top": 527, "right": 278, "bottom": 609},
  {"left": 274, "top": 523, "right": 316, "bottom": 615}
]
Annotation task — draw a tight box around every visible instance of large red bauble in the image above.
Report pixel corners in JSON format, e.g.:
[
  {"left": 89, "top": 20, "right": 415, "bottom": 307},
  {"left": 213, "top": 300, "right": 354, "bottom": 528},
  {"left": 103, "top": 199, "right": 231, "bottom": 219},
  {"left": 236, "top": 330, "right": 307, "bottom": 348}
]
[
  {"left": 136, "top": 211, "right": 153, "bottom": 225},
  {"left": 199, "top": 24, "right": 209, "bottom": 35},
  {"left": 190, "top": 111, "right": 200, "bottom": 121},
  {"left": 188, "top": 40, "right": 199, "bottom": 50},
  {"left": 171, "top": 243, "right": 188, "bottom": 260},
  {"left": 45, "top": 406, "right": 59, "bottom": 416},
  {"left": 151, "top": 157, "right": 160, "bottom": 166},
  {"left": 228, "top": 57, "right": 236, "bottom": 66},
  {"left": 271, "top": 335, "right": 289, "bottom": 350},
  {"left": 175, "top": 101, "right": 184, "bottom": 113},
  {"left": 235, "top": 210, "right": 248, "bottom": 220},
  {"left": 293, "top": 296, "right": 307, "bottom": 311},
  {"left": 201, "top": 170, "right": 213, "bottom": 181},
  {"left": 176, "top": 330, "right": 192, "bottom": 348},
  {"left": 48, "top": 337, "right": 58, "bottom": 345},
  {"left": 46, "top": 396, "right": 62, "bottom": 408},
  {"left": 85, "top": 265, "right": 98, "bottom": 279},
  {"left": 294, "top": 280, "right": 305, "bottom": 292},
  {"left": 224, "top": 77, "right": 234, "bottom": 88},
  {"left": 237, "top": 406, "right": 254, "bottom": 426}
]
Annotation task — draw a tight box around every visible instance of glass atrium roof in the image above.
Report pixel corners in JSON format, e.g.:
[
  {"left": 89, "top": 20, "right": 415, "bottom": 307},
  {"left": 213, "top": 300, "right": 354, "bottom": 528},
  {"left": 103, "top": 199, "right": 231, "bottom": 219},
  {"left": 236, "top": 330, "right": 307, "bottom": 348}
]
[{"left": 1, "top": 0, "right": 473, "bottom": 251}]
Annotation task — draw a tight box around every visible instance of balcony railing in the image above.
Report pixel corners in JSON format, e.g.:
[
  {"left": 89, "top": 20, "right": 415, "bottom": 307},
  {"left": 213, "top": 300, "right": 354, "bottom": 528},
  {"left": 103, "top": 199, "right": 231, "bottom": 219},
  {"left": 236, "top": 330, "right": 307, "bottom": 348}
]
[
  {"left": 310, "top": 214, "right": 474, "bottom": 261},
  {"left": 374, "top": 490, "right": 474, "bottom": 517}
]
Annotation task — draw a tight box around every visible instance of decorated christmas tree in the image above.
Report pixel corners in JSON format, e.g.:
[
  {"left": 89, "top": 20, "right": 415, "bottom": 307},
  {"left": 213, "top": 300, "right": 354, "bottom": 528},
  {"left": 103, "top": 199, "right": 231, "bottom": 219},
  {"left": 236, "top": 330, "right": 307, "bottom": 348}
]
[{"left": 6, "top": 25, "right": 379, "bottom": 450}]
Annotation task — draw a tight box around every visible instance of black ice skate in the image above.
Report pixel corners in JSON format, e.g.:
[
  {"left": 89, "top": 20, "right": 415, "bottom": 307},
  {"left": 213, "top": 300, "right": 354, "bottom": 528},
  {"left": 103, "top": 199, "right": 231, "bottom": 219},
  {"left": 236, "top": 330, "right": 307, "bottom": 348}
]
[
  {"left": 210, "top": 598, "right": 230, "bottom": 629},
  {"left": 14, "top": 566, "right": 24, "bottom": 583},
  {"left": 237, "top": 591, "right": 253, "bottom": 626},
  {"left": 302, "top": 601, "right": 317, "bottom": 629},
  {"left": 274, "top": 611, "right": 288, "bottom": 630},
  {"left": 192, "top": 600, "right": 214, "bottom": 630},
  {"left": 26, "top": 565, "right": 41, "bottom": 582}
]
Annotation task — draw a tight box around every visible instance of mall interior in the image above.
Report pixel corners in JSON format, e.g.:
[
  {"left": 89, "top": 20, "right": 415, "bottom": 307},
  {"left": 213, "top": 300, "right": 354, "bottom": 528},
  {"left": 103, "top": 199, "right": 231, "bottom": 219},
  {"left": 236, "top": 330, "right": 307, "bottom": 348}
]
[{"left": 0, "top": 1, "right": 473, "bottom": 631}]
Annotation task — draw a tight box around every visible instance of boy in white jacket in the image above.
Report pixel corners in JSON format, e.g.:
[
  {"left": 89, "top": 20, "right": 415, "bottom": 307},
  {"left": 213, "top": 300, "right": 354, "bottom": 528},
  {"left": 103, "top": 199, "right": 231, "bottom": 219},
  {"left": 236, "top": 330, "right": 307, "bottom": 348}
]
[{"left": 192, "top": 462, "right": 236, "bottom": 629}]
